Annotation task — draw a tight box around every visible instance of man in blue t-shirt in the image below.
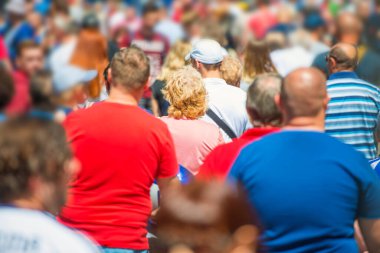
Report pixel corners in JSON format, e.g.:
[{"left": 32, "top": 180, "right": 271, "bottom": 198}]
[{"left": 229, "top": 68, "right": 380, "bottom": 252}]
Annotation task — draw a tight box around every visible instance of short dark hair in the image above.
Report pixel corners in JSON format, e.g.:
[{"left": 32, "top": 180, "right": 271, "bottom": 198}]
[
  {"left": 0, "top": 66, "right": 14, "bottom": 110},
  {"left": 111, "top": 46, "right": 150, "bottom": 91},
  {"left": 30, "top": 70, "right": 55, "bottom": 111},
  {"left": 0, "top": 117, "right": 72, "bottom": 203},
  {"left": 16, "top": 40, "right": 41, "bottom": 57},
  {"left": 142, "top": 1, "right": 160, "bottom": 16}
]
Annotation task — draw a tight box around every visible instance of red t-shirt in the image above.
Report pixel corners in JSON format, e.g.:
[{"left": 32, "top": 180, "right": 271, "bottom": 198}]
[
  {"left": 197, "top": 128, "right": 279, "bottom": 180},
  {"left": 0, "top": 36, "right": 8, "bottom": 60},
  {"left": 6, "top": 71, "right": 30, "bottom": 115},
  {"left": 58, "top": 102, "right": 178, "bottom": 250}
]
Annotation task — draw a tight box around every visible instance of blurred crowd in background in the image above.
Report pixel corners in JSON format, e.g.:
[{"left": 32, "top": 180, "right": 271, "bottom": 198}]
[
  {"left": 2, "top": 0, "right": 380, "bottom": 253},
  {"left": 0, "top": 0, "right": 380, "bottom": 118}
]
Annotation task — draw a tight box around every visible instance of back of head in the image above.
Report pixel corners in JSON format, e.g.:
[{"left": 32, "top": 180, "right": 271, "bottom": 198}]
[
  {"left": 243, "top": 40, "right": 276, "bottom": 81},
  {"left": 156, "top": 180, "right": 258, "bottom": 253},
  {"left": 111, "top": 46, "right": 150, "bottom": 91},
  {"left": 220, "top": 56, "right": 243, "bottom": 87},
  {"left": 30, "top": 70, "right": 55, "bottom": 111},
  {"left": 159, "top": 41, "right": 192, "bottom": 81},
  {"left": 0, "top": 117, "right": 72, "bottom": 212},
  {"left": 0, "top": 66, "right": 14, "bottom": 111},
  {"left": 327, "top": 43, "right": 358, "bottom": 72},
  {"left": 281, "top": 68, "right": 327, "bottom": 119},
  {"left": 164, "top": 66, "right": 207, "bottom": 120},
  {"left": 336, "top": 12, "right": 363, "bottom": 43},
  {"left": 247, "top": 73, "right": 282, "bottom": 127}
]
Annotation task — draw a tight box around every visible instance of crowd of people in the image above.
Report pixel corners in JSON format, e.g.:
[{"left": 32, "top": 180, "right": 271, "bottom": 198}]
[{"left": 2, "top": 0, "right": 380, "bottom": 252}]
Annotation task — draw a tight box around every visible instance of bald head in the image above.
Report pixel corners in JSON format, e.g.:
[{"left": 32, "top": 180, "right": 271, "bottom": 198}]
[
  {"left": 336, "top": 13, "right": 363, "bottom": 43},
  {"left": 280, "top": 68, "right": 327, "bottom": 120},
  {"left": 328, "top": 43, "right": 358, "bottom": 72}
]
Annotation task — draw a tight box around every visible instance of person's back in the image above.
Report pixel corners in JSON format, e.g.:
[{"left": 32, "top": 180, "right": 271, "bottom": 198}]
[
  {"left": 326, "top": 74, "right": 380, "bottom": 159},
  {"left": 160, "top": 66, "right": 224, "bottom": 174},
  {"left": 58, "top": 46, "right": 178, "bottom": 251},
  {"left": 229, "top": 68, "right": 380, "bottom": 252},
  {"left": 324, "top": 43, "right": 380, "bottom": 159},
  {"left": 230, "top": 131, "right": 380, "bottom": 252},
  {"left": 59, "top": 102, "right": 177, "bottom": 248},
  {"left": 203, "top": 78, "right": 248, "bottom": 138},
  {"left": 0, "top": 207, "right": 99, "bottom": 253},
  {"left": 185, "top": 39, "right": 250, "bottom": 141}
]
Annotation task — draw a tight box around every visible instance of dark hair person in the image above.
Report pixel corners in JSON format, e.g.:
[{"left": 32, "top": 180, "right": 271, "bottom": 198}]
[
  {"left": 241, "top": 40, "right": 277, "bottom": 91},
  {"left": 156, "top": 181, "right": 259, "bottom": 253},
  {"left": 0, "top": 117, "right": 101, "bottom": 253}
]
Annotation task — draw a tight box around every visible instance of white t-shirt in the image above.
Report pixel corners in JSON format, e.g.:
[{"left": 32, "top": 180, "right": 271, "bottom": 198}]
[
  {"left": 202, "top": 78, "right": 250, "bottom": 142},
  {"left": 0, "top": 207, "right": 101, "bottom": 253}
]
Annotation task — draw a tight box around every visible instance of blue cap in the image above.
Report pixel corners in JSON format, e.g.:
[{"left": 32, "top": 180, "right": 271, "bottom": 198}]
[
  {"left": 304, "top": 14, "right": 326, "bottom": 30},
  {"left": 53, "top": 66, "right": 97, "bottom": 94},
  {"left": 185, "top": 39, "right": 226, "bottom": 64}
]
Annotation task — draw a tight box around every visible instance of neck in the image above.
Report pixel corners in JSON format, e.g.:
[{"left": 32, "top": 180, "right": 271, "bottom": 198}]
[
  {"left": 330, "top": 68, "right": 355, "bottom": 74},
  {"left": 11, "top": 198, "right": 43, "bottom": 211},
  {"left": 106, "top": 86, "right": 141, "bottom": 106},
  {"left": 202, "top": 70, "right": 221, "bottom": 79},
  {"left": 282, "top": 116, "right": 325, "bottom": 132}
]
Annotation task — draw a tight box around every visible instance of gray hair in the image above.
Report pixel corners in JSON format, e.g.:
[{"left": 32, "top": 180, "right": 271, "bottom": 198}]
[{"left": 246, "top": 73, "right": 282, "bottom": 127}]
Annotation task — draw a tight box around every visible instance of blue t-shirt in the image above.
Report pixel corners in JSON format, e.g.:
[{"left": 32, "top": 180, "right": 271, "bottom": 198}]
[{"left": 229, "top": 130, "right": 380, "bottom": 253}]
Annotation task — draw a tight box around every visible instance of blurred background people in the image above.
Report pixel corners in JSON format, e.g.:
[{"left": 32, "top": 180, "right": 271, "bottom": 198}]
[
  {"left": 313, "top": 12, "right": 380, "bottom": 86},
  {"left": 162, "top": 66, "right": 224, "bottom": 175},
  {"left": 70, "top": 13, "right": 108, "bottom": 99},
  {"left": 6, "top": 40, "right": 44, "bottom": 115},
  {"left": 241, "top": 39, "right": 277, "bottom": 91},
  {"left": 151, "top": 40, "right": 191, "bottom": 116}
]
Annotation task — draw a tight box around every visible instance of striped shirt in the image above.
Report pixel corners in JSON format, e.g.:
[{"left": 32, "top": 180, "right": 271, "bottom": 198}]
[{"left": 325, "top": 72, "right": 380, "bottom": 160}]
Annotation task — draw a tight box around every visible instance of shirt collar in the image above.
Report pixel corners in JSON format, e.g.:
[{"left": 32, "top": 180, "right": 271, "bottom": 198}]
[
  {"left": 240, "top": 127, "right": 280, "bottom": 140},
  {"left": 203, "top": 78, "right": 228, "bottom": 86},
  {"left": 328, "top": 71, "right": 359, "bottom": 81}
]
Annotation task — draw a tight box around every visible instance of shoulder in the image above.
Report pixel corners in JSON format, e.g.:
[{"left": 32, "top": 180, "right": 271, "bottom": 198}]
[{"left": 0, "top": 209, "right": 99, "bottom": 253}]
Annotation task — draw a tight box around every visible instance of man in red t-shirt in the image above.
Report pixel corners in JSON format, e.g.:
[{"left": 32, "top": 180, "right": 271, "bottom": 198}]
[
  {"left": 58, "top": 46, "right": 179, "bottom": 252},
  {"left": 197, "top": 74, "right": 283, "bottom": 180},
  {"left": 6, "top": 41, "right": 44, "bottom": 115}
]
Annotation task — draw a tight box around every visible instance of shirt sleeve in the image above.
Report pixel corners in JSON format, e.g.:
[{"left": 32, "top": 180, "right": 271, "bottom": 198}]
[
  {"left": 357, "top": 154, "right": 380, "bottom": 219},
  {"left": 157, "top": 124, "right": 179, "bottom": 178}
]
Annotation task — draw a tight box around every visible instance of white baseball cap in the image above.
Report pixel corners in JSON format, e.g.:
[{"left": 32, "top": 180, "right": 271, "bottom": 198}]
[
  {"left": 5, "top": 0, "right": 26, "bottom": 15},
  {"left": 185, "top": 39, "right": 227, "bottom": 64},
  {"left": 53, "top": 65, "right": 97, "bottom": 94}
]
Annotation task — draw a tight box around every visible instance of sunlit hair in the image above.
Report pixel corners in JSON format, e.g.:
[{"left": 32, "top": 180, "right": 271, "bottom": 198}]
[
  {"left": 243, "top": 39, "right": 277, "bottom": 84},
  {"left": 220, "top": 56, "right": 242, "bottom": 87},
  {"left": 163, "top": 66, "right": 207, "bottom": 120},
  {"left": 158, "top": 41, "right": 192, "bottom": 82}
]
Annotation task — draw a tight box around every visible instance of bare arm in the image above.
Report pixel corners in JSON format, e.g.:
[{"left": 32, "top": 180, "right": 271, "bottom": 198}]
[
  {"left": 156, "top": 176, "right": 180, "bottom": 194},
  {"left": 359, "top": 218, "right": 380, "bottom": 253}
]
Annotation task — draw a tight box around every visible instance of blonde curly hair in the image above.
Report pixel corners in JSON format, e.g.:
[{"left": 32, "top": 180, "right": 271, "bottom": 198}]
[{"left": 163, "top": 66, "right": 207, "bottom": 120}]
